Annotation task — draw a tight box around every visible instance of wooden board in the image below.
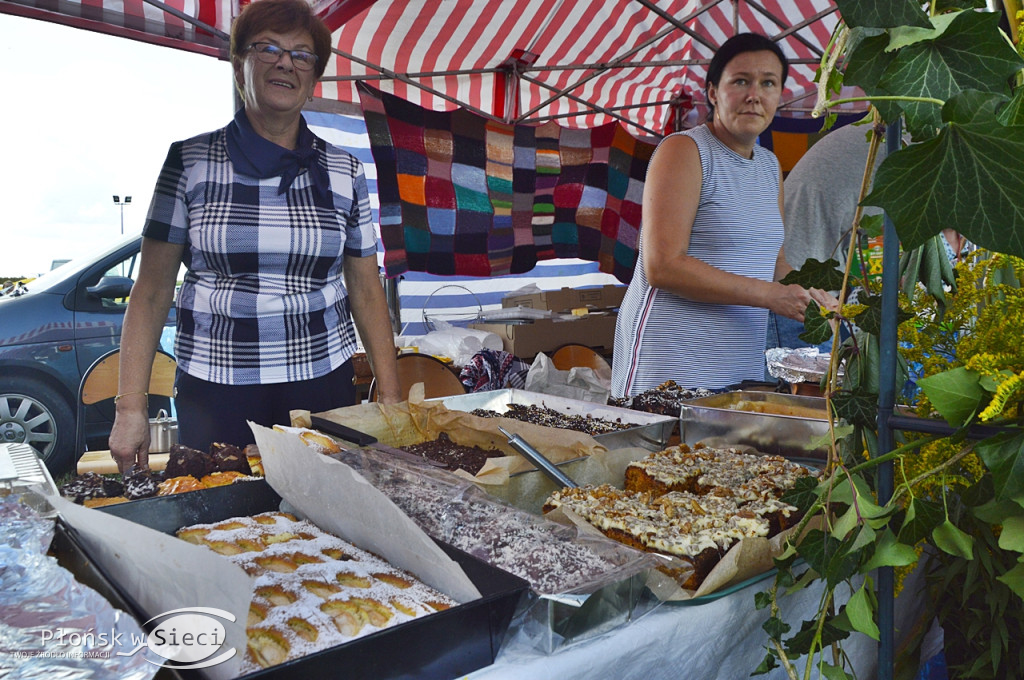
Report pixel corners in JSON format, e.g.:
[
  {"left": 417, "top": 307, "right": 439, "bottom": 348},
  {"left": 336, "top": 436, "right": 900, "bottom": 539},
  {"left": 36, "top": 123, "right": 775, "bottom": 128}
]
[{"left": 77, "top": 450, "right": 169, "bottom": 475}]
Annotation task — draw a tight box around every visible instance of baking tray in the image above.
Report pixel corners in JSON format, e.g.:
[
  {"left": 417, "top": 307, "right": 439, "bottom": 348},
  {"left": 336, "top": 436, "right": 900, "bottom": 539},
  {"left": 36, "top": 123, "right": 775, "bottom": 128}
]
[
  {"left": 439, "top": 389, "right": 677, "bottom": 452},
  {"left": 680, "top": 391, "right": 830, "bottom": 463},
  {"left": 331, "top": 448, "right": 662, "bottom": 654},
  {"left": 74, "top": 480, "right": 529, "bottom": 680}
]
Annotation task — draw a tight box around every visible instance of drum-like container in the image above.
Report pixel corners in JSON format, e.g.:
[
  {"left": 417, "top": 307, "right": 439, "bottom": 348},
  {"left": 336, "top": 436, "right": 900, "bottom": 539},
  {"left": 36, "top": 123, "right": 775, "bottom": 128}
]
[{"left": 148, "top": 409, "right": 178, "bottom": 453}]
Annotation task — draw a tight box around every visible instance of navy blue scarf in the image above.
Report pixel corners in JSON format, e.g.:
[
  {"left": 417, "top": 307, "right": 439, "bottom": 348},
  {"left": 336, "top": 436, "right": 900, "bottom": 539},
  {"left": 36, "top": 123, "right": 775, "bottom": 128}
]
[{"left": 226, "top": 109, "right": 330, "bottom": 199}]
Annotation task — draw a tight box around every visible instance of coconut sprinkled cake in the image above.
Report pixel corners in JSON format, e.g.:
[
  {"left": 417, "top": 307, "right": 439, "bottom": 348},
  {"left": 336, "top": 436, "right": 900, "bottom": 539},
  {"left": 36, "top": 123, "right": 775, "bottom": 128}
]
[
  {"left": 544, "top": 445, "right": 818, "bottom": 590},
  {"left": 176, "top": 511, "right": 456, "bottom": 672}
]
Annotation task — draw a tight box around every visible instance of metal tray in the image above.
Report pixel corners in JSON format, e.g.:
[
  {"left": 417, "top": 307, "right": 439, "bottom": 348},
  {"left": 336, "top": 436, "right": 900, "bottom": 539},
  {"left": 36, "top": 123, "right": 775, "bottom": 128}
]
[
  {"left": 680, "top": 391, "right": 831, "bottom": 462},
  {"left": 81, "top": 480, "right": 529, "bottom": 679},
  {"left": 440, "top": 389, "right": 677, "bottom": 452}
]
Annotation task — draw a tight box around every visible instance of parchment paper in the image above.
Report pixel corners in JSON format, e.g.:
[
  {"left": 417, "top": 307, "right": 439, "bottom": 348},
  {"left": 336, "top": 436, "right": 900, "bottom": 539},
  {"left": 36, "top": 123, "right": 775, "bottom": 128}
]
[
  {"left": 50, "top": 496, "right": 251, "bottom": 680},
  {"left": 250, "top": 423, "right": 480, "bottom": 602},
  {"left": 300, "top": 392, "right": 608, "bottom": 481}
]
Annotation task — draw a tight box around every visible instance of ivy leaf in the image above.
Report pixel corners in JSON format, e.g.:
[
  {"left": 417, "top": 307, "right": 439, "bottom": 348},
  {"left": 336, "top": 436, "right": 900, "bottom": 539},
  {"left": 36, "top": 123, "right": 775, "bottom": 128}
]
[
  {"left": 832, "top": 389, "right": 878, "bottom": 428},
  {"left": 917, "top": 366, "right": 985, "bottom": 425},
  {"left": 979, "top": 369, "right": 1015, "bottom": 393},
  {"left": 841, "top": 333, "right": 881, "bottom": 394},
  {"left": 996, "top": 563, "right": 1024, "bottom": 599},
  {"left": 863, "top": 94, "right": 1024, "bottom": 258},
  {"left": 845, "top": 580, "right": 880, "bottom": 641},
  {"left": 781, "top": 475, "right": 823, "bottom": 512},
  {"left": 851, "top": 294, "right": 914, "bottom": 338},
  {"left": 752, "top": 653, "right": 779, "bottom": 676},
  {"left": 785, "top": 615, "right": 850, "bottom": 655},
  {"left": 899, "top": 498, "right": 945, "bottom": 544},
  {"left": 976, "top": 431, "right": 1024, "bottom": 502},
  {"left": 763, "top": 615, "right": 791, "bottom": 639},
  {"left": 833, "top": 0, "right": 931, "bottom": 29},
  {"left": 863, "top": 528, "right": 920, "bottom": 571},
  {"left": 808, "top": 424, "right": 855, "bottom": 452},
  {"left": 886, "top": 12, "right": 962, "bottom": 56},
  {"left": 997, "top": 516, "right": 1024, "bottom": 553},
  {"left": 821, "top": 664, "right": 856, "bottom": 680},
  {"left": 973, "top": 497, "right": 1024, "bottom": 524},
  {"left": 996, "top": 85, "right": 1024, "bottom": 127},
  {"left": 932, "top": 519, "right": 975, "bottom": 559},
  {"left": 781, "top": 258, "right": 846, "bottom": 291},
  {"left": 877, "top": 12, "right": 1022, "bottom": 136},
  {"left": 799, "top": 530, "right": 861, "bottom": 588},
  {"left": 800, "top": 301, "right": 835, "bottom": 346},
  {"left": 859, "top": 214, "right": 884, "bottom": 239},
  {"left": 934, "top": 0, "right": 987, "bottom": 11},
  {"left": 843, "top": 32, "right": 904, "bottom": 126}
]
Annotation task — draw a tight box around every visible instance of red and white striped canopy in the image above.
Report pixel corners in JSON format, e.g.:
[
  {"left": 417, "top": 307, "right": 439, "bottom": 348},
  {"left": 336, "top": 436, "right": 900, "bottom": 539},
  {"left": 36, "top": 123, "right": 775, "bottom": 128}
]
[
  {"left": 317, "top": 0, "right": 862, "bottom": 137},
  {"left": 1, "top": 0, "right": 862, "bottom": 135}
]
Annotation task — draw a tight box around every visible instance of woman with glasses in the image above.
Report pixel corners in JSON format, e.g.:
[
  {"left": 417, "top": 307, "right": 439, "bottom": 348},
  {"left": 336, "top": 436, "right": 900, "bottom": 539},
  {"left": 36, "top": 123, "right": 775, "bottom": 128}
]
[{"left": 109, "top": 0, "right": 400, "bottom": 473}]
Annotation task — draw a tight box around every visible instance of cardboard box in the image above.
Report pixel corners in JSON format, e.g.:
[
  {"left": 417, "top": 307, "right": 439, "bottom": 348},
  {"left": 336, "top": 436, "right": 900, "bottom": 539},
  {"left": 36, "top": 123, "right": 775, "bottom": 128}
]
[
  {"left": 470, "top": 312, "right": 617, "bottom": 359},
  {"left": 502, "top": 285, "right": 625, "bottom": 313}
]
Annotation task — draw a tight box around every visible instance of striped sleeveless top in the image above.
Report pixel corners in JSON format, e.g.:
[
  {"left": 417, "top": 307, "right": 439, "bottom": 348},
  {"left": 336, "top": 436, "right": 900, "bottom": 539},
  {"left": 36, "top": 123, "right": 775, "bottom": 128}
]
[{"left": 611, "top": 125, "right": 784, "bottom": 395}]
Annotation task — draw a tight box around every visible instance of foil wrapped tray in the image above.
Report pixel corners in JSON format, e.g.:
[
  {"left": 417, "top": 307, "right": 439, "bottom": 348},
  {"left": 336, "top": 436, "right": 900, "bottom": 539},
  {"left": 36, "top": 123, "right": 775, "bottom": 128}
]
[
  {"left": 680, "top": 391, "right": 831, "bottom": 463},
  {"left": 439, "top": 389, "right": 677, "bottom": 452}
]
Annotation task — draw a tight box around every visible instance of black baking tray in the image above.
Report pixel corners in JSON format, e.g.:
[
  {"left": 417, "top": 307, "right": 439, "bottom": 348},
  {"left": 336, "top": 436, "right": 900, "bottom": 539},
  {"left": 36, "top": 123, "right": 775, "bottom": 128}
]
[{"left": 60, "top": 480, "right": 530, "bottom": 680}]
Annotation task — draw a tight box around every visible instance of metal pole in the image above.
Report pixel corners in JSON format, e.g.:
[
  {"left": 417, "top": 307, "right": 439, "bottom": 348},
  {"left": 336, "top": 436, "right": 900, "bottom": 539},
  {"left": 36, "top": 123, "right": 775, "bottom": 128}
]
[{"left": 876, "top": 119, "right": 902, "bottom": 680}]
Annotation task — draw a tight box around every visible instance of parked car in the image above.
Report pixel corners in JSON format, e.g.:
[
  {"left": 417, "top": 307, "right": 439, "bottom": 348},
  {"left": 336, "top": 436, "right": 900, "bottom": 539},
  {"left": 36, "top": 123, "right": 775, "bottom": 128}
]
[{"left": 0, "top": 235, "right": 174, "bottom": 476}]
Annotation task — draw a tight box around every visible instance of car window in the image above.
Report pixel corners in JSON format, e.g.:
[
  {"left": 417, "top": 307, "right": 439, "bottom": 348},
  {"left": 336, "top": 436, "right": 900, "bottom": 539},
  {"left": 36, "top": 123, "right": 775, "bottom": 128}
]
[{"left": 96, "top": 250, "right": 141, "bottom": 311}]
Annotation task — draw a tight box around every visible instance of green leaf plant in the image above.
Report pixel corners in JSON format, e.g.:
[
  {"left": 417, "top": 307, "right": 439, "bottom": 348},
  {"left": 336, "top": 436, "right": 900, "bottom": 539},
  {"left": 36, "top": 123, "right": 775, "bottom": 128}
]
[{"left": 758, "top": 2, "right": 1024, "bottom": 679}]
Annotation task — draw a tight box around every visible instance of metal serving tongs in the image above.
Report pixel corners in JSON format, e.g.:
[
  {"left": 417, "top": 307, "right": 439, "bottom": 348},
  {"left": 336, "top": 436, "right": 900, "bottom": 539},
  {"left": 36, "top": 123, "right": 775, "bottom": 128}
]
[
  {"left": 498, "top": 427, "right": 685, "bottom": 568},
  {"left": 497, "top": 426, "right": 578, "bottom": 489}
]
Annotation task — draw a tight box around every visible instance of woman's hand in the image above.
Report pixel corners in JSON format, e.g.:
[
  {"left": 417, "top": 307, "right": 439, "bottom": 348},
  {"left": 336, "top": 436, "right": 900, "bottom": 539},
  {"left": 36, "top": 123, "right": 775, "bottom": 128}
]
[
  {"left": 770, "top": 284, "right": 840, "bottom": 322},
  {"left": 108, "top": 404, "right": 151, "bottom": 474}
]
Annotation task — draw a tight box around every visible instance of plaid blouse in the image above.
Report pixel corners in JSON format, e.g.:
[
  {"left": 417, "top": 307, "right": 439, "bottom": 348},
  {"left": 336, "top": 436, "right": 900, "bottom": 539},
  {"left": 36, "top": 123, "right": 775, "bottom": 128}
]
[{"left": 143, "top": 125, "right": 378, "bottom": 385}]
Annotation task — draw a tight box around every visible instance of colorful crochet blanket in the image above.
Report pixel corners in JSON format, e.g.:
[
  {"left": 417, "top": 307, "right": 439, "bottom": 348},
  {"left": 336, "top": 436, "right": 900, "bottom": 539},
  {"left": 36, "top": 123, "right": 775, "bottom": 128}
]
[{"left": 357, "top": 83, "right": 655, "bottom": 283}]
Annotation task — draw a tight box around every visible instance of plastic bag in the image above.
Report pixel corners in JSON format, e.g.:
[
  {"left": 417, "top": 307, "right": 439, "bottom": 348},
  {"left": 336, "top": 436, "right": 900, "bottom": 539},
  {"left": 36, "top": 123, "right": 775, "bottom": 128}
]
[
  {"left": 408, "top": 323, "right": 503, "bottom": 366},
  {"left": 524, "top": 352, "right": 611, "bottom": 404}
]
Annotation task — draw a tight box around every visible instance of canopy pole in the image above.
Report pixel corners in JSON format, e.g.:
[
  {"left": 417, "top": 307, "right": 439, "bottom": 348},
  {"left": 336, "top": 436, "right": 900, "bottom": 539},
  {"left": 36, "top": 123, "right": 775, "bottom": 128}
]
[{"left": 875, "top": 118, "right": 903, "bottom": 680}]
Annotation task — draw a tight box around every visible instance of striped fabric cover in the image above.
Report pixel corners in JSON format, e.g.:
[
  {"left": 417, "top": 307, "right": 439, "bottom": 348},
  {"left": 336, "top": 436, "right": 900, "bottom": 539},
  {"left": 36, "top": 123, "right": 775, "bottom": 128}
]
[
  {"left": 303, "top": 109, "right": 623, "bottom": 338},
  {"left": 356, "top": 82, "right": 654, "bottom": 285}
]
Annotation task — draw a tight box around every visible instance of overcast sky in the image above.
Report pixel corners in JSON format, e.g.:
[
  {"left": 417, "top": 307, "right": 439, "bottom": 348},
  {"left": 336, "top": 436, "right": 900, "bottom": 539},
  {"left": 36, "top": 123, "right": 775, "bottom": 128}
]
[{"left": 0, "top": 13, "right": 235, "bottom": 277}]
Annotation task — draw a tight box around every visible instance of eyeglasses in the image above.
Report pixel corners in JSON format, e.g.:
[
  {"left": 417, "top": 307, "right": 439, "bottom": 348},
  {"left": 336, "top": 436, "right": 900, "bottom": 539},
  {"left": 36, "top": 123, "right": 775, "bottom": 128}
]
[{"left": 247, "top": 42, "right": 318, "bottom": 71}]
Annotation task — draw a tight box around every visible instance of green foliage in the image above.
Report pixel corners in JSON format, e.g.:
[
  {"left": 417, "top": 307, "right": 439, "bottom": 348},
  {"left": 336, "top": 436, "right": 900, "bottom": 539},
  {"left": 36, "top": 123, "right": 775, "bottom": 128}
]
[
  {"left": 800, "top": 300, "right": 834, "bottom": 346},
  {"left": 917, "top": 367, "right": 985, "bottom": 425},
  {"left": 976, "top": 431, "right": 1024, "bottom": 502},
  {"left": 833, "top": 0, "right": 930, "bottom": 30},
  {"left": 756, "top": 5, "right": 1024, "bottom": 679},
  {"left": 865, "top": 93, "right": 1024, "bottom": 255},
  {"left": 899, "top": 233, "right": 956, "bottom": 317},
  {"left": 781, "top": 258, "right": 847, "bottom": 291}
]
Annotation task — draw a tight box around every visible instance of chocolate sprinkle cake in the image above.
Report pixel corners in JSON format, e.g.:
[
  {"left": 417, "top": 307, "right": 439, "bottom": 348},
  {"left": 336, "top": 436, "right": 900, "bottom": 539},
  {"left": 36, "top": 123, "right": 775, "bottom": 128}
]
[
  {"left": 400, "top": 433, "right": 505, "bottom": 475},
  {"left": 470, "top": 403, "right": 632, "bottom": 435},
  {"left": 607, "top": 380, "right": 713, "bottom": 417}
]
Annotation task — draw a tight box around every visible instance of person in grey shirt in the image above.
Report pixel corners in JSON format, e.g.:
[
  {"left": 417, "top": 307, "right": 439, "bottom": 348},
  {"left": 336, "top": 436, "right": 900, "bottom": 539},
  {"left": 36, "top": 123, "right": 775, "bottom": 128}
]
[{"left": 767, "top": 119, "right": 884, "bottom": 352}]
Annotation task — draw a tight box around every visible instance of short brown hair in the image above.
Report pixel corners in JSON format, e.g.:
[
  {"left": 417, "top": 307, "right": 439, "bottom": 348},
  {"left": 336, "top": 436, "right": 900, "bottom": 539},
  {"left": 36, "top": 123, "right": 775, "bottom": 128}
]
[{"left": 230, "top": 0, "right": 332, "bottom": 79}]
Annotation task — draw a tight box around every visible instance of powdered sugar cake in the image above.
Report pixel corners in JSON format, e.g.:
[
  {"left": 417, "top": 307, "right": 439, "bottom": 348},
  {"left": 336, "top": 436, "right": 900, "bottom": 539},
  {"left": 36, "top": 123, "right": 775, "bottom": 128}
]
[{"left": 176, "top": 511, "right": 456, "bottom": 672}]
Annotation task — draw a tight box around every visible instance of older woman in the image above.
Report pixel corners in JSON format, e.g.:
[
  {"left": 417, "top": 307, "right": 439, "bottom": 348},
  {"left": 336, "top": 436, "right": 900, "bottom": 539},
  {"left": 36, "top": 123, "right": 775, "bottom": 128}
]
[
  {"left": 612, "top": 33, "right": 836, "bottom": 395},
  {"left": 109, "top": 0, "right": 400, "bottom": 472}
]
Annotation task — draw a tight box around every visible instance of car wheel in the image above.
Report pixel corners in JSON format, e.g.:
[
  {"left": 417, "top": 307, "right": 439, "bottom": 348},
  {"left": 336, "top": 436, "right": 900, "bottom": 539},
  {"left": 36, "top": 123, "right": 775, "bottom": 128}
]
[{"left": 0, "top": 377, "right": 75, "bottom": 476}]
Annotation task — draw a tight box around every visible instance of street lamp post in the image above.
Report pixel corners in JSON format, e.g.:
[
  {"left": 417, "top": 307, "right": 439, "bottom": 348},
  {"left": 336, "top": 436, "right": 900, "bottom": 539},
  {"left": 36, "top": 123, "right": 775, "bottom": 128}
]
[{"left": 112, "top": 195, "right": 132, "bottom": 234}]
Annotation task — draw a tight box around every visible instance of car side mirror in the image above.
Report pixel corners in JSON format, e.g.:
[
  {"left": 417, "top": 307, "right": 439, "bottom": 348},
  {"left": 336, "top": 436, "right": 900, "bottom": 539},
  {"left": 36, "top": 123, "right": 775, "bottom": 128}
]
[{"left": 86, "top": 276, "right": 134, "bottom": 300}]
